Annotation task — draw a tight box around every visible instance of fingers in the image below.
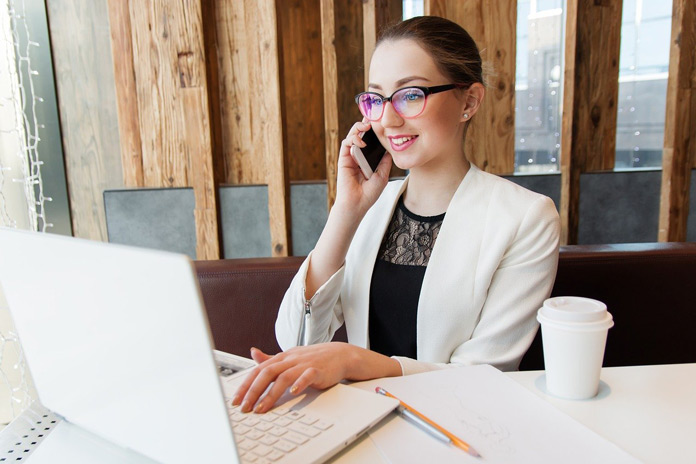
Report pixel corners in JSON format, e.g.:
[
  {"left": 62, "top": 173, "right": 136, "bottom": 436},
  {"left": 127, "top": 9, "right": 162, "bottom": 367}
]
[
  {"left": 253, "top": 367, "right": 313, "bottom": 414},
  {"left": 231, "top": 364, "right": 261, "bottom": 406},
  {"left": 250, "top": 347, "right": 273, "bottom": 364},
  {"left": 372, "top": 151, "right": 393, "bottom": 181},
  {"left": 238, "top": 360, "right": 293, "bottom": 412},
  {"left": 230, "top": 348, "right": 274, "bottom": 406},
  {"left": 341, "top": 121, "right": 372, "bottom": 153},
  {"left": 231, "top": 343, "right": 350, "bottom": 414},
  {"left": 288, "top": 367, "right": 320, "bottom": 396}
]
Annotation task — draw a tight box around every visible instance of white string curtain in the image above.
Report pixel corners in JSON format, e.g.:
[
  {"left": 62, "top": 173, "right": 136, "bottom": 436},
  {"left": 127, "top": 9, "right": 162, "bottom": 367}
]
[{"left": 0, "top": 0, "right": 47, "bottom": 425}]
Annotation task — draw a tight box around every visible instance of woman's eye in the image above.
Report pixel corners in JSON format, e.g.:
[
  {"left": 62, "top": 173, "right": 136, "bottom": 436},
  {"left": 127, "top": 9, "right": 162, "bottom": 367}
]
[{"left": 401, "top": 92, "right": 423, "bottom": 102}]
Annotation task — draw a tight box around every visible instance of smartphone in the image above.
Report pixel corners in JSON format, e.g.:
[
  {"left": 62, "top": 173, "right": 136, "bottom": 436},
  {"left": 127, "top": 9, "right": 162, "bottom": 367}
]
[{"left": 350, "top": 128, "right": 386, "bottom": 179}]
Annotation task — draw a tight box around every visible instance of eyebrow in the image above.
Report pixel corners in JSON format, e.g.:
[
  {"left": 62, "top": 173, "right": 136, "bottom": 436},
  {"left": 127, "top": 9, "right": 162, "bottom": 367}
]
[{"left": 368, "top": 75, "right": 431, "bottom": 91}]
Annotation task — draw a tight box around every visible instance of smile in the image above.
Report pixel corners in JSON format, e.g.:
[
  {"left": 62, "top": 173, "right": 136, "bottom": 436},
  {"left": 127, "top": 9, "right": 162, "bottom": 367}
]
[{"left": 388, "top": 135, "right": 418, "bottom": 151}]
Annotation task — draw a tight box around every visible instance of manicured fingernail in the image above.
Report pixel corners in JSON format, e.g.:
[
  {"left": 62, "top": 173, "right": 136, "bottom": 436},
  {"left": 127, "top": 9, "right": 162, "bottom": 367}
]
[
  {"left": 241, "top": 401, "right": 251, "bottom": 413},
  {"left": 254, "top": 401, "right": 265, "bottom": 413},
  {"left": 289, "top": 385, "right": 299, "bottom": 394},
  {"left": 231, "top": 394, "right": 241, "bottom": 406}
]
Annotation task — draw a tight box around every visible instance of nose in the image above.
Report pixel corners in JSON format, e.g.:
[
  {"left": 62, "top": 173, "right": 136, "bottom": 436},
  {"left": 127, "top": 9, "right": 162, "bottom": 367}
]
[{"left": 379, "top": 101, "right": 403, "bottom": 128}]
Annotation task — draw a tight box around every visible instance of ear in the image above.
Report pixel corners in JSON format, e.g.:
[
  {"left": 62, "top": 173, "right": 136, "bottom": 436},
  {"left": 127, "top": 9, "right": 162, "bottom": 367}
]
[{"left": 460, "top": 83, "right": 485, "bottom": 123}]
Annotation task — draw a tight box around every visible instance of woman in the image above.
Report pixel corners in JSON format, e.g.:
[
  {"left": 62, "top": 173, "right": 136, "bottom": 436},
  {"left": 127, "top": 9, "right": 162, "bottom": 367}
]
[{"left": 233, "top": 16, "right": 560, "bottom": 414}]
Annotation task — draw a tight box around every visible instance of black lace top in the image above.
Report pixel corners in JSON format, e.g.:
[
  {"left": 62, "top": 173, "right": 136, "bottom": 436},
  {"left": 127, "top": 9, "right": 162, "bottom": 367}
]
[{"left": 368, "top": 197, "right": 445, "bottom": 358}]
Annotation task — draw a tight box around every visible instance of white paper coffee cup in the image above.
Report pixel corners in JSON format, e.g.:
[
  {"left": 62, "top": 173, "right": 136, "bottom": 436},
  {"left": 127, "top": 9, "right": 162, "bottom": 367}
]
[{"left": 537, "top": 297, "right": 614, "bottom": 400}]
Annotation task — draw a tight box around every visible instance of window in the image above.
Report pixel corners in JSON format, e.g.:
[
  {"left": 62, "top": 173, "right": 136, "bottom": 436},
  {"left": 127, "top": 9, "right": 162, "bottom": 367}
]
[
  {"left": 515, "top": 0, "right": 564, "bottom": 173},
  {"left": 615, "top": 0, "right": 672, "bottom": 170}
]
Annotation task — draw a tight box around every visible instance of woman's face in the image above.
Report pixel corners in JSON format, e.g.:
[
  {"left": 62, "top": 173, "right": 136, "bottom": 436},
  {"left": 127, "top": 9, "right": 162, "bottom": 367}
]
[{"left": 367, "top": 39, "right": 469, "bottom": 172}]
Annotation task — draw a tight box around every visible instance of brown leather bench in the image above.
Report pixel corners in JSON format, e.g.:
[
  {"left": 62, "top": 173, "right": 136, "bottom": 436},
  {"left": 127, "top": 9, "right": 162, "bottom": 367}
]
[{"left": 194, "top": 242, "right": 696, "bottom": 370}]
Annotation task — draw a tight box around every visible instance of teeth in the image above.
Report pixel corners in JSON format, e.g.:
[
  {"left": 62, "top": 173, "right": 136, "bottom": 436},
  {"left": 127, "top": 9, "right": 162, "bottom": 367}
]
[{"left": 392, "top": 136, "right": 415, "bottom": 146}]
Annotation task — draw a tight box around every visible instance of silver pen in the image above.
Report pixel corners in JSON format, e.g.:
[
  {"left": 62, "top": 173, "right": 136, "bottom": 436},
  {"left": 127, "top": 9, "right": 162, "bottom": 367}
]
[{"left": 376, "top": 386, "right": 481, "bottom": 457}]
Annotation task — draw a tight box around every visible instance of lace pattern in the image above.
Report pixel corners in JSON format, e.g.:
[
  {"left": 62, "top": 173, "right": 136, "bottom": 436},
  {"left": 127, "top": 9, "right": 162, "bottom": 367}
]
[{"left": 377, "top": 199, "right": 445, "bottom": 266}]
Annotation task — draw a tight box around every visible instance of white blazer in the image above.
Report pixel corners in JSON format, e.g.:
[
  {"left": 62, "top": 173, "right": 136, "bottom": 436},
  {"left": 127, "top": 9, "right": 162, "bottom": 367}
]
[{"left": 276, "top": 165, "right": 560, "bottom": 375}]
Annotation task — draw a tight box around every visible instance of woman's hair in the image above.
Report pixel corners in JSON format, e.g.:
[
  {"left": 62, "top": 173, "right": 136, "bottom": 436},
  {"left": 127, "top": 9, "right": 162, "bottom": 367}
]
[{"left": 376, "top": 16, "right": 484, "bottom": 88}]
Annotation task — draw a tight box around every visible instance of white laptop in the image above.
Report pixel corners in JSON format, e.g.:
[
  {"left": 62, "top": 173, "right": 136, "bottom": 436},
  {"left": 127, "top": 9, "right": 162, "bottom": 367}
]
[{"left": 0, "top": 228, "right": 397, "bottom": 464}]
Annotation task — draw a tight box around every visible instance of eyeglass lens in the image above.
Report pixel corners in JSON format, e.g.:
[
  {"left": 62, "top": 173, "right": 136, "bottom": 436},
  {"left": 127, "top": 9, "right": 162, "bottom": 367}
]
[{"left": 357, "top": 87, "right": 427, "bottom": 121}]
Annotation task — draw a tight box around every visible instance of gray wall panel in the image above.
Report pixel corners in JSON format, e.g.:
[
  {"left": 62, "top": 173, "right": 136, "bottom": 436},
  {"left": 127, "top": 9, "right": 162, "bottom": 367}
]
[
  {"left": 219, "top": 185, "right": 272, "bottom": 258},
  {"left": 290, "top": 182, "right": 328, "bottom": 256},
  {"left": 578, "top": 170, "right": 661, "bottom": 244},
  {"left": 504, "top": 173, "right": 561, "bottom": 210},
  {"left": 104, "top": 188, "right": 196, "bottom": 259}
]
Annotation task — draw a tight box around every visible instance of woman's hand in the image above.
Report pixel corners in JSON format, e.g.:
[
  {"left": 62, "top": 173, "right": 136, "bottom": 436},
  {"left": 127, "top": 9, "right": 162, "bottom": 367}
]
[
  {"left": 334, "top": 120, "right": 393, "bottom": 218},
  {"left": 301, "top": 120, "right": 393, "bottom": 299},
  {"left": 231, "top": 343, "right": 401, "bottom": 414}
]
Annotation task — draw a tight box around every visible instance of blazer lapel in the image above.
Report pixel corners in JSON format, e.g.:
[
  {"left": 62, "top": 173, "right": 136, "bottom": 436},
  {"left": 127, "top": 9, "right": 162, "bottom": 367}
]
[
  {"left": 416, "top": 166, "right": 488, "bottom": 362},
  {"left": 343, "top": 178, "right": 409, "bottom": 348}
]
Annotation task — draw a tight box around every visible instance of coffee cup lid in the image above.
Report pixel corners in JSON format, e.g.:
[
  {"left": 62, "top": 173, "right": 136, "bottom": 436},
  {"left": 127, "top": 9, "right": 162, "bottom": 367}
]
[{"left": 539, "top": 297, "right": 608, "bottom": 323}]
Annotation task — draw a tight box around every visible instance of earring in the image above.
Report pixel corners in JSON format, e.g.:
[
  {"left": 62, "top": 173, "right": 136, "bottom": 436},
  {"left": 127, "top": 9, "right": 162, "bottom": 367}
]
[{"left": 463, "top": 113, "right": 469, "bottom": 119}]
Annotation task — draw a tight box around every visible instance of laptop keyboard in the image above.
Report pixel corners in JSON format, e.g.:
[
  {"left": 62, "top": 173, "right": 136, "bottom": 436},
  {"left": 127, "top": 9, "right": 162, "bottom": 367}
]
[{"left": 228, "top": 401, "right": 334, "bottom": 464}]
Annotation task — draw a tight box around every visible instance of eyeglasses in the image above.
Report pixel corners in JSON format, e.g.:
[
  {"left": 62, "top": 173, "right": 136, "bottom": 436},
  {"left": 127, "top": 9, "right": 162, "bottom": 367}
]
[{"left": 354, "top": 84, "right": 463, "bottom": 121}]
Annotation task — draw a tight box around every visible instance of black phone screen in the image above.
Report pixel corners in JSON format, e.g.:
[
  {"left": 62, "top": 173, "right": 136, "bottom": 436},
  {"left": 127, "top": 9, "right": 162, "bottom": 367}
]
[{"left": 361, "top": 128, "right": 386, "bottom": 172}]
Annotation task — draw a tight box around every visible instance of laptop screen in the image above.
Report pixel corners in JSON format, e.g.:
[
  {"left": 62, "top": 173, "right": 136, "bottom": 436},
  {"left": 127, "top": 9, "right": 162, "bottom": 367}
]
[{"left": 0, "top": 228, "right": 238, "bottom": 463}]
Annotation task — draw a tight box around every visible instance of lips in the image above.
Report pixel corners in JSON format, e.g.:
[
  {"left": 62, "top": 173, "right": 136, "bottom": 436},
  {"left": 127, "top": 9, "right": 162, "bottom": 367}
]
[{"left": 388, "top": 134, "right": 418, "bottom": 152}]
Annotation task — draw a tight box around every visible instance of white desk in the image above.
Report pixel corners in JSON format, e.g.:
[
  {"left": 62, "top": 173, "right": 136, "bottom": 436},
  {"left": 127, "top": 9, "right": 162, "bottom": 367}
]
[
  {"left": 2, "top": 364, "right": 694, "bottom": 463},
  {"left": 331, "top": 363, "right": 696, "bottom": 464},
  {"left": 510, "top": 364, "right": 696, "bottom": 464}
]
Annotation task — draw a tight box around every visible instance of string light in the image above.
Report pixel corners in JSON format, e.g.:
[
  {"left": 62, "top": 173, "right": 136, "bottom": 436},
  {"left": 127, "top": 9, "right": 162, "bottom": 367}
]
[{"left": 0, "top": 0, "right": 46, "bottom": 423}]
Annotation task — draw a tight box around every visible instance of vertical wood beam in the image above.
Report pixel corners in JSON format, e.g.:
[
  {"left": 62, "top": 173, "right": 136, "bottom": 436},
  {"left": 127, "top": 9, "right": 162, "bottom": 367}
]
[
  {"left": 658, "top": 0, "right": 696, "bottom": 242},
  {"left": 128, "top": 0, "right": 219, "bottom": 259},
  {"left": 320, "top": 0, "right": 364, "bottom": 209},
  {"left": 560, "top": 0, "right": 623, "bottom": 245},
  {"left": 214, "top": 1, "right": 290, "bottom": 256},
  {"left": 277, "top": 0, "right": 326, "bottom": 182},
  {"left": 106, "top": 0, "right": 143, "bottom": 188},
  {"left": 424, "top": 0, "right": 516, "bottom": 175},
  {"left": 362, "top": 0, "right": 402, "bottom": 86},
  {"left": 47, "top": 0, "right": 123, "bottom": 241},
  {"left": 257, "top": 1, "right": 291, "bottom": 256}
]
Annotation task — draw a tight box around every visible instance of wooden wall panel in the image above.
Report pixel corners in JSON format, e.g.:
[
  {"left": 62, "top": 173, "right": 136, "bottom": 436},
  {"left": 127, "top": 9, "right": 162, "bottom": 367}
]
[
  {"left": 46, "top": 0, "right": 123, "bottom": 241},
  {"left": 425, "top": 0, "right": 516, "bottom": 175},
  {"left": 362, "top": 0, "right": 402, "bottom": 86},
  {"left": 107, "top": 0, "right": 143, "bottom": 188},
  {"left": 658, "top": 0, "right": 696, "bottom": 242},
  {"left": 320, "top": 0, "right": 365, "bottom": 208},
  {"left": 214, "top": 0, "right": 290, "bottom": 256},
  {"left": 128, "top": 0, "right": 219, "bottom": 259},
  {"left": 560, "top": 0, "right": 623, "bottom": 245},
  {"left": 277, "top": 0, "right": 326, "bottom": 182}
]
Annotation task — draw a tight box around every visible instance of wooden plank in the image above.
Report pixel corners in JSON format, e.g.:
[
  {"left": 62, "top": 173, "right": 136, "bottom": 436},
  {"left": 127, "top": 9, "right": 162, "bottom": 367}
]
[
  {"left": 46, "top": 0, "right": 123, "bottom": 241},
  {"left": 559, "top": 0, "right": 623, "bottom": 245},
  {"left": 215, "top": 1, "right": 256, "bottom": 184},
  {"left": 320, "top": 0, "right": 364, "bottom": 209},
  {"left": 182, "top": 89, "right": 220, "bottom": 259},
  {"left": 362, "top": 0, "right": 402, "bottom": 86},
  {"left": 248, "top": 0, "right": 290, "bottom": 256},
  {"left": 277, "top": 0, "right": 326, "bottom": 182},
  {"left": 200, "top": 0, "right": 226, "bottom": 190},
  {"left": 106, "top": 0, "right": 143, "bottom": 188},
  {"left": 129, "top": 2, "right": 185, "bottom": 187},
  {"left": 128, "top": 0, "right": 219, "bottom": 258},
  {"left": 424, "top": 0, "right": 516, "bottom": 175},
  {"left": 658, "top": 0, "right": 695, "bottom": 242},
  {"left": 214, "top": 1, "right": 290, "bottom": 256},
  {"left": 320, "top": 0, "right": 339, "bottom": 209}
]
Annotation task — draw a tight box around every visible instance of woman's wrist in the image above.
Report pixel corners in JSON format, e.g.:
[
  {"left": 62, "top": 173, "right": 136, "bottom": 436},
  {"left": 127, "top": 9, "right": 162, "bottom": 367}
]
[{"left": 343, "top": 344, "right": 403, "bottom": 381}]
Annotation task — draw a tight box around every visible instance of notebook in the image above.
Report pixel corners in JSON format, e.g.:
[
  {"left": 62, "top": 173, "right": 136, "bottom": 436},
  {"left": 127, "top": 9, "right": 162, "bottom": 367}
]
[{"left": 0, "top": 228, "right": 397, "bottom": 464}]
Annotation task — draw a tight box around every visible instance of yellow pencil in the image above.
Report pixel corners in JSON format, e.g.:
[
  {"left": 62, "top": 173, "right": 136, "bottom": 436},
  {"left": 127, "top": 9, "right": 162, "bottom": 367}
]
[{"left": 376, "top": 386, "right": 481, "bottom": 458}]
